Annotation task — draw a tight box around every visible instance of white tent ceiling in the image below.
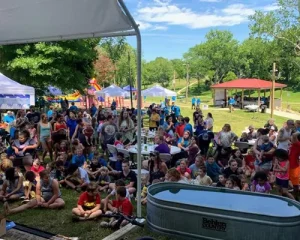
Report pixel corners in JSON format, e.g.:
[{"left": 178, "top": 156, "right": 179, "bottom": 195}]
[
  {"left": 142, "top": 84, "right": 177, "bottom": 97},
  {"left": 95, "top": 84, "right": 129, "bottom": 98},
  {"left": 0, "top": 0, "right": 134, "bottom": 44}
]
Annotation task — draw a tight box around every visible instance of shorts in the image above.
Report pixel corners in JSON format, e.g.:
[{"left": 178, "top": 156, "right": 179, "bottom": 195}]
[
  {"left": 276, "top": 178, "right": 289, "bottom": 188},
  {"left": 7, "top": 189, "right": 24, "bottom": 198},
  {"left": 40, "top": 136, "right": 50, "bottom": 143},
  {"left": 254, "top": 160, "right": 272, "bottom": 171},
  {"left": 289, "top": 167, "right": 300, "bottom": 186},
  {"left": 13, "top": 155, "right": 33, "bottom": 167}
]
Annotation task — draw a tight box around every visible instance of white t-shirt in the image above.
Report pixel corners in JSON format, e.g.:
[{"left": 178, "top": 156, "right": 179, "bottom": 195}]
[
  {"left": 79, "top": 167, "right": 90, "bottom": 184},
  {"left": 110, "top": 188, "right": 131, "bottom": 201}
]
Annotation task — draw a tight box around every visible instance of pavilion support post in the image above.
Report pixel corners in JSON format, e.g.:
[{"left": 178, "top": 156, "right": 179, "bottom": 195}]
[
  {"left": 264, "top": 89, "right": 266, "bottom": 97},
  {"left": 241, "top": 89, "right": 244, "bottom": 109},
  {"left": 224, "top": 89, "right": 227, "bottom": 107},
  {"left": 271, "top": 62, "right": 276, "bottom": 118},
  {"left": 280, "top": 88, "right": 283, "bottom": 109},
  {"left": 213, "top": 89, "right": 216, "bottom": 105},
  {"left": 258, "top": 90, "right": 261, "bottom": 107}
]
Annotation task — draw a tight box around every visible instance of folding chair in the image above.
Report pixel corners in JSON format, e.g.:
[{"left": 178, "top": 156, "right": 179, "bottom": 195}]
[{"left": 106, "top": 144, "right": 118, "bottom": 162}]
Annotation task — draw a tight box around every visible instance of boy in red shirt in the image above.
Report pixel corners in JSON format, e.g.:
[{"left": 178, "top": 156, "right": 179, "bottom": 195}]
[
  {"left": 72, "top": 182, "right": 102, "bottom": 221},
  {"left": 289, "top": 133, "right": 300, "bottom": 200},
  {"left": 100, "top": 186, "right": 133, "bottom": 229}
]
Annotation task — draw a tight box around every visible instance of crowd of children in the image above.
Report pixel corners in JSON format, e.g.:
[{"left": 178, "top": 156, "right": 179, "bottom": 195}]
[{"left": 0, "top": 103, "right": 300, "bottom": 233}]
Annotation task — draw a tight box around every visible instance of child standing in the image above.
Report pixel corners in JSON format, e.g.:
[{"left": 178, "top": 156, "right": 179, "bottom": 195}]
[
  {"left": 100, "top": 186, "right": 133, "bottom": 229},
  {"left": 196, "top": 167, "right": 213, "bottom": 186},
  {"left": 273, "top": 149, "right": 295, "bottom": 199},
  {"left": 72, "top": 182, "right": 102, "bottom": 221},
  {"left": 288, "top": 133, "right": 300, "bottom": 200},
  {"left": 251, "top": 171, "right": 271, "bottom": 194}
]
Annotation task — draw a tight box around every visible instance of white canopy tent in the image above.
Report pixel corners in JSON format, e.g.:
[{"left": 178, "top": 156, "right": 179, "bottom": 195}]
[
  {"left": 142, "top": 84, "right": 177, "bottom": 97},
  {"left": 0, "top": 73, "right": 35, "bottom": 109},
  {"left": 95, "top": 84, "right": 129, "bottom": 98},
  {"left": 0, "top": 0, "right": 143, "bottom": 217}
]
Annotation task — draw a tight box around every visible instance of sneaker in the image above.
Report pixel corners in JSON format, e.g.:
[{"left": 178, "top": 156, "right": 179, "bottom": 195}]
[{"left": 100, "top": 221, "right": 109, "bottom": 228}]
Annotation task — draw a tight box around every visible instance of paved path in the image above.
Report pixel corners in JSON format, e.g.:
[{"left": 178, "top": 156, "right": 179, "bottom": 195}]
[
  {"left": 177, "top": 81, "right": 198, "bottom": 95},
  {"left": 266, "top": 109, "right": 300, "bottom": 120}
]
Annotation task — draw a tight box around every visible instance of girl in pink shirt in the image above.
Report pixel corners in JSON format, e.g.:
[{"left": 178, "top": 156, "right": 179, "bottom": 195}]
[
  {"left": 30, "top": 159, "right": 45, "bottom": 177},
  {"left": 176, "top": 159, "right": 191, "bottom": 179}
]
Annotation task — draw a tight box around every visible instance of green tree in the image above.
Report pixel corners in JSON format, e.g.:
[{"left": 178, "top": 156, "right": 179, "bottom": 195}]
[
  {"left": 115, "top": 44, "right": 137, "bottom": 86},
  {"left": 100, "top": 37, "right": 127, "bottom": 84},
  {"left": 0, "top": 39, "right": 99, "bottom": 95},
  {"left": 143, "top": 57, "right": 173, "bottom": 87},
  {"left": 184, "top": 30, "right": 239, "bottom": 84},
  {"left": 223, "top": 71, "right": 237, "bottom": 82},
  {"left": 171, "top": 59, "right": 185, "bottom": 79}
]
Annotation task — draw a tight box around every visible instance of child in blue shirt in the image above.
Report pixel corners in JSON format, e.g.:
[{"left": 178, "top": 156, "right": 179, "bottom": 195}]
[
  {"left": 183, "top": 117, "right": 193, "bottom": 136},
  {"left": 71, "top": 148, "right": 86, "bottom": 167},
  {"left": 205, "top": 156, "right": 221, "bottom": 182}
]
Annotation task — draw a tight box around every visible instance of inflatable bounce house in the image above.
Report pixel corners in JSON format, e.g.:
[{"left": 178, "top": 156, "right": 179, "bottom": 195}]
[{"left": 45, "top": 78, "right": 102, "bottom": 107}]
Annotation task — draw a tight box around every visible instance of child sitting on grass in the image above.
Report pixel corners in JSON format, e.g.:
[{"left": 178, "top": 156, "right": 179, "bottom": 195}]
[
  {"left": 97, "top": 167, "right": 111, "bottom": 192},
  {"left": 216, "top": 174, "right": 226, "bottom": 188},
  {"left": 30, "top": 159, "right": 45, "bottom": 177},
  {"left": 102, "top": 179, "right": 131, "bottom": 213},
  {"left": 22, "top": 171, "right": 37, "bottom": 203},
  {"left": 240, "top": 174, "right": 249, "bottom": 191},
  {"left": 0, "top": 167, "right": 24, "bottom": 202},
  {"left": 251, "top": 171, "right": 271, "bottom": 194},
  {"left": 196, "top": 166, "right": 213, "bottom": 186},
  {"left": 72, "top": 182, "right": 102, "bottom": 221},
  {"left": 48, "top": 161, "right": 66, "bottom": 186},
  {"left": 65, "top": 164, "right": 90, "bottom": 192},
  {"left": 205, "top": 156, "right": 221, "bottom": 182},
  {"left": 71, "top": 148, "right": 86, "bottom": 168},
  {"left": 86, "top": 154, "right": 102, "bottom": 180},
  {"left": 100, "top": 186, "right": 133, "bottom": 229}
]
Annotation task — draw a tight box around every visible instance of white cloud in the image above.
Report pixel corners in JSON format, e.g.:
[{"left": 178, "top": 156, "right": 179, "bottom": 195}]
[
  {"left": 136, "top": 0, "right": 277, "bottom": 30},
  {"left": 261, "top": 3, "right": 280, "bottom": 11},
  {"left": 222, "top": 4, "right": 255, "bottom": 16},
  {"left": 136, "top": 20, "right": 168, "bottom": 31}
]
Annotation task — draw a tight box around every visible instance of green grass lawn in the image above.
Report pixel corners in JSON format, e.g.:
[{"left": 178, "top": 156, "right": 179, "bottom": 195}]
[{"left": 5, "top": 188, "right": 148, "bottom": 240}]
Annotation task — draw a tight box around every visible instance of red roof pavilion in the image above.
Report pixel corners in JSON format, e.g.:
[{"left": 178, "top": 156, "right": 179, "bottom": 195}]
[
  {"left": 211, "top": 78, "right": 286, "bottom": 89},
  {"left": 211, "top": 78, "right": 286, "bottom": 108}
]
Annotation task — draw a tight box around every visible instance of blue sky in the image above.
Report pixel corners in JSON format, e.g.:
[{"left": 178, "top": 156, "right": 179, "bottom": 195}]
[{"left": 124, "top": 0, "right": 278, "bottom": 61}]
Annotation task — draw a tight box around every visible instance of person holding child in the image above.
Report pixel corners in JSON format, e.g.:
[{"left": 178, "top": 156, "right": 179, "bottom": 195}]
[{"left": 72, "top": 182, "right": 102, "bottom": 221}]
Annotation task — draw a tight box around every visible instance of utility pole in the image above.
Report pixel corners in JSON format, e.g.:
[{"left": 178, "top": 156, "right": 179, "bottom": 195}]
[
  {"left": 185, "top": 63, "right": 189, "bottom": 103},
  {"left": 271, "top": 62, "right": 276, "bottom": 118}
]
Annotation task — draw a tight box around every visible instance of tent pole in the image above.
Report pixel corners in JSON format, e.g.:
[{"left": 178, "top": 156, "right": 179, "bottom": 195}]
[{"left": 118, "top": 0, "right": 142, "bottom": 218}]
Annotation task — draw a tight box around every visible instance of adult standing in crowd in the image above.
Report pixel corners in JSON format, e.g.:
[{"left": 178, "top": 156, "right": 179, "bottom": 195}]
[{"left": 277, "top": 120, "right": 294, "bottom": 151}]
